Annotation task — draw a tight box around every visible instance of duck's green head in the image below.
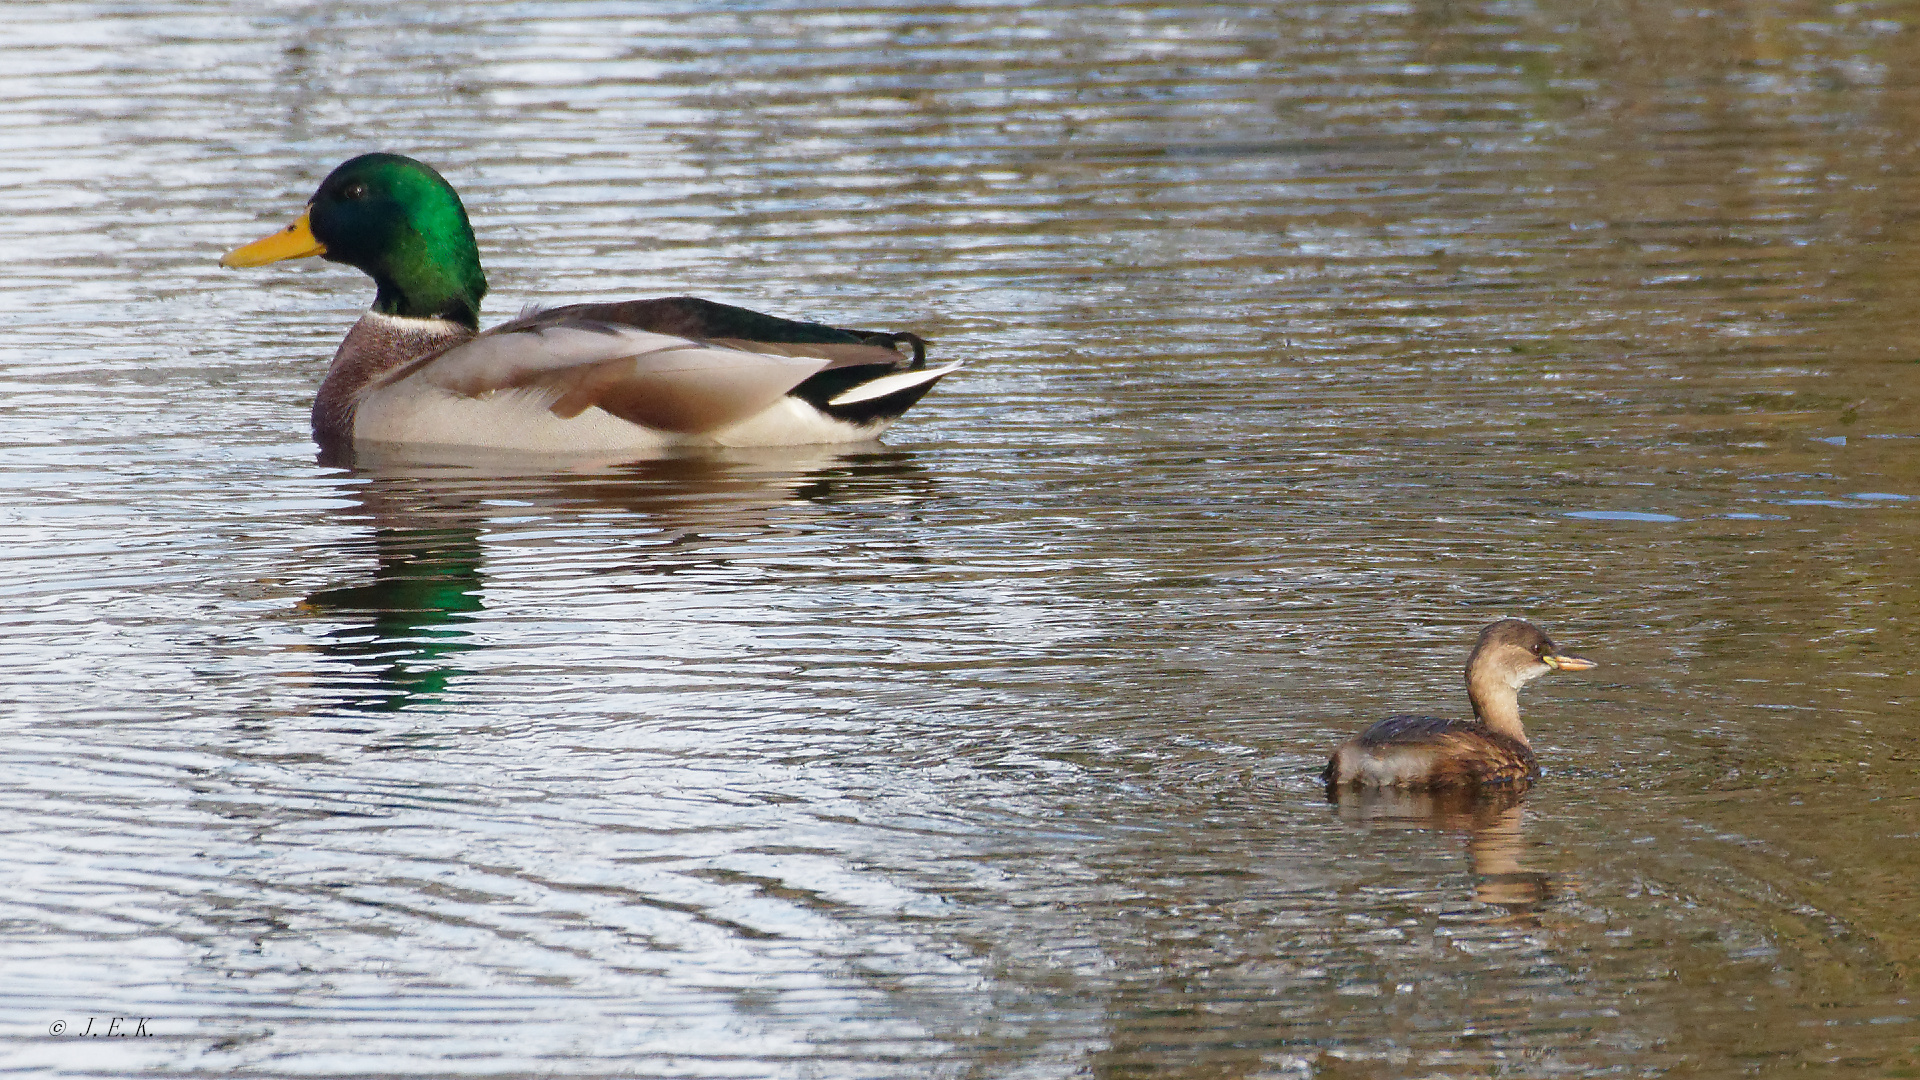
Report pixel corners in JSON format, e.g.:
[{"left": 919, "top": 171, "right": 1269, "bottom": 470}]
[{"left": 221, "top": 153, "right": 488, "bottom": 328}]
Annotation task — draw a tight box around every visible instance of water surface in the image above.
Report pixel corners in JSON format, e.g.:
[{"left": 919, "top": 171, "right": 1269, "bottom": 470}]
[{"left": 3, "top": 1, "right": 1919, "bottom": 1076}]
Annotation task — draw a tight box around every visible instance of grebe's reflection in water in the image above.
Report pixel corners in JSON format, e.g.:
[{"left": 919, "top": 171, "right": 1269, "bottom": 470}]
[{"left": 1328, "top": 785, "right": 1553, "bottom": 916}]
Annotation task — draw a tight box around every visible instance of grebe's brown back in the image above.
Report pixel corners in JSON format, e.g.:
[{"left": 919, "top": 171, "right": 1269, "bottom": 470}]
[{"left": 1322, "top": 619, "right": 1595, "bottom": 790}]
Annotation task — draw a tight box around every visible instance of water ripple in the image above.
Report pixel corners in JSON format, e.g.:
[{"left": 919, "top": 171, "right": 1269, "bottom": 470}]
[{"left": 4, "top": 0, "right": 1920, "bottom": 1076}]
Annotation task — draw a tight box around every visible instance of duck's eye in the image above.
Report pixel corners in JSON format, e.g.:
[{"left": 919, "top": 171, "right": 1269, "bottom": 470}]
[{"left": 340, "top": 181, "right": 369, "bottom": 200}]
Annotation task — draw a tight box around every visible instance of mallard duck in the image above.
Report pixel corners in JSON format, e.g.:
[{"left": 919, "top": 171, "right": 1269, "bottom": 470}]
[
  {"left": 1322, "top": 619, "right": 1596, "bottom": 790},
  {"left": 220, "top": 153, "right": 959, "bottom": 462}
]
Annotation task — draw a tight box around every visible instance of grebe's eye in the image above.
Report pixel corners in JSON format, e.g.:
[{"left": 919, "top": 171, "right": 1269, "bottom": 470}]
[{"left": 340, "top": 181, "right": 369, "bottom": 200}]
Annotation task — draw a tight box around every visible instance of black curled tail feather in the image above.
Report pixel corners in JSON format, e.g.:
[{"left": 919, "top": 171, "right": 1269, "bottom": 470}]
[
  {"left": 789, "top": 365, "right": 947, "bottom": 425},
  {"left": 836, "top": 328, "right": 928, "bottom": 368}
]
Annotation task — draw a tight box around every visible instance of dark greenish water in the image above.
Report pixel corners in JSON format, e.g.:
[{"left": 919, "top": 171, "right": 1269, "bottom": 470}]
[{"left": 2, "top": 1, "right": 1918, "bottom": 1076}]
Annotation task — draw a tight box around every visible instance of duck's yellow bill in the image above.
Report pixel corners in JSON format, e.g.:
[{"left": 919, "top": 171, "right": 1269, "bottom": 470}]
[
  {"left": 220, "top": 210, "right": 325, "bottom": 268},
  {"left": 1544, "top": 653, "right": 1597, "bottom": 671}
]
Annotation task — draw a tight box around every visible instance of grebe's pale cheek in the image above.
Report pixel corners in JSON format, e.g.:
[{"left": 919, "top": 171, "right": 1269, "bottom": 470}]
[{"left": 1511, "top": 660, "right": 1554, "bottom": 688}]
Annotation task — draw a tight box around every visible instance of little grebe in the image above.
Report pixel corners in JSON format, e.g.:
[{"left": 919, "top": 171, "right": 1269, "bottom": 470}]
[{"left": 1322, "top": 618, "right": 1595, "bottom": 790}]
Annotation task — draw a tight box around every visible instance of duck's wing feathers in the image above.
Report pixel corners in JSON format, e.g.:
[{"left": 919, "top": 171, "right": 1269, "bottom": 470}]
[
  {"left": 378, "top": 312, "right": 836, "bottom": 435},
  {"left": 497, "top": 297, "right": 927, "bottom": 368},
  {"left": 501, "top": 297, "right": 961, "bottom": 425}
]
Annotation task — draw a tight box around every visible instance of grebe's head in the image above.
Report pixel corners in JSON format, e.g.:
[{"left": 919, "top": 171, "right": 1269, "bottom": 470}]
[{"left": 1468, "top": 618, "right": 1596, "bottom": 691}]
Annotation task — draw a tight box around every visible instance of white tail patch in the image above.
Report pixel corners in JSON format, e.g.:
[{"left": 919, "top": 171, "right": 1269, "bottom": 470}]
[{"left": 828, "top": 363, "right": 962, "bottom": 407}]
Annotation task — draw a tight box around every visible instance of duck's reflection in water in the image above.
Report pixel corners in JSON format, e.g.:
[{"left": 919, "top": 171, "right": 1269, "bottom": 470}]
[
  {"left": 300, "top": 523, "right": 485, "bottom": 714},
  {"left": 296, "top": 445, "right": 932, "bottom": 715},
  {"left": 1328, "top": 784, "right": 1552, "bottom": 916}
]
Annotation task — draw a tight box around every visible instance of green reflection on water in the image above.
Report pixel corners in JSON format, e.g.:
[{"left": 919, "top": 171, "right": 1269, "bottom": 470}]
[{"left": 301, "top": 525, "right": 485, "bottom": 713}]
